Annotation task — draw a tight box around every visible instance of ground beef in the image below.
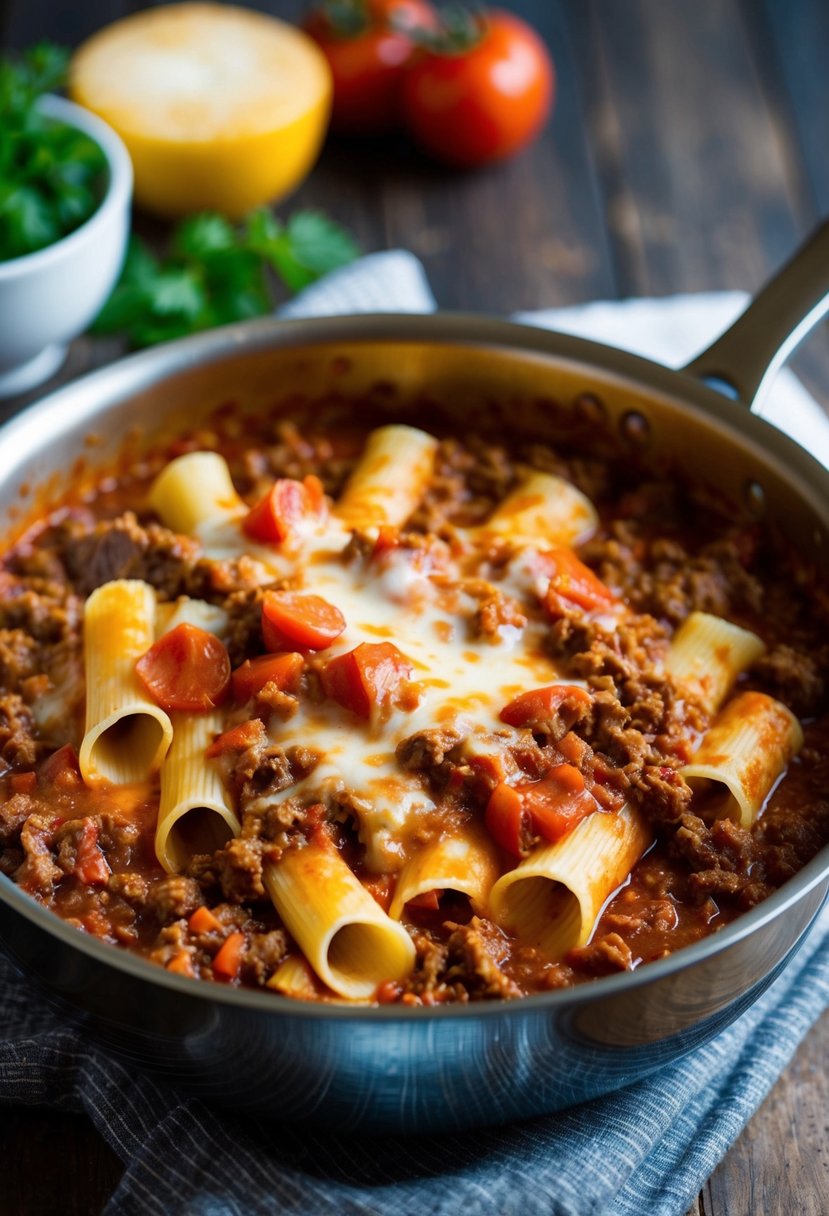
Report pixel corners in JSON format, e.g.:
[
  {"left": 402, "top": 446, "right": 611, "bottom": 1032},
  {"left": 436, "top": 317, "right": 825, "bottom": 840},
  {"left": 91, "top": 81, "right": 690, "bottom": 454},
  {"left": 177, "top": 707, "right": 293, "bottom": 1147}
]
[
  {"left": 403, "top": 917, "right": 523, "bottom": 1001},
  {"left": 0, "top": 693, "right": 39, "bottom": 766},
  {"left": 243, "top": 929, "right": 289, "bottom": 985},
  {"left": 582, "top": 529, "right": 764, "bottom": 626},
  {"left": 0, "top": 628, "right": 39, "bottom": 690},
  {"left": 59, "top": 513, "right": 202, "bottom": 599},
  {"left": 16, "top": 812, "right": 62, "bottom": 895},
  {"left": 211, "top": 837, "right": 267, "bottom": 902},
  {"left": 396, "top": 726, "right": 466, "bottom": 777},
  {"left": 0, "top": 792, "right": 34, "bottom": 842},
  {"left": 468, "top": 585, "right": 528, "bottom": 642},
  {"left": 108, "top": 872, "right": 151, "bottom": 908},
  {"left": 221, "top": 587, "right": 271, "bottom": 667},
  {"left": 145, "top": 875, "right": 203, "bottom": 923},
  {"left": 751, "top": 644, "right": 826, "bottom": 718},
  {"left": 0, "top": 576, "right": 78, "bottom": 647},
  {"left": 568, "top": 932, "right": 634, "bottom": 974}
]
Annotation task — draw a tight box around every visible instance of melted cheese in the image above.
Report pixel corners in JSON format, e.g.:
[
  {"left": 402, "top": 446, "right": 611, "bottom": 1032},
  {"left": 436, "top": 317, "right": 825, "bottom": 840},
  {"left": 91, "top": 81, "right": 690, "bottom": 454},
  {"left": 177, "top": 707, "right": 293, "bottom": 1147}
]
[{"left": 226, "top": 519, "right": 567, "bottom": 870}]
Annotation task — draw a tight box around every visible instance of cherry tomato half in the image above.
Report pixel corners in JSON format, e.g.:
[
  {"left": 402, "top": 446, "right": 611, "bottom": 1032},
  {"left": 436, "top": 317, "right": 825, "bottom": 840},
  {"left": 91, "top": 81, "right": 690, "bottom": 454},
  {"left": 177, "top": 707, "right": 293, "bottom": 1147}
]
[
  {"left": 305, "top": 0, "right": 436, "bottom": 135},
  {"left": 261, "top": 590, "right": 346, "bottom": 652},
  {"left": 402, "top": 9, "right": 554, "bottom": 166},
  {"left": 135, "top": 623, "right": 231, "bottom": 712}
]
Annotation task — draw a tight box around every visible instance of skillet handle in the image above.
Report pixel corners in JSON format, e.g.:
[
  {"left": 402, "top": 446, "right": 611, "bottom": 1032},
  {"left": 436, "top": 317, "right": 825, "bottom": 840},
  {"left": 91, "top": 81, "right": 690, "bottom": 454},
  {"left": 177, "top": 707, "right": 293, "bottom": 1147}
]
[{"left": 683, "top": 219, "right": 829, "bottom": 409}]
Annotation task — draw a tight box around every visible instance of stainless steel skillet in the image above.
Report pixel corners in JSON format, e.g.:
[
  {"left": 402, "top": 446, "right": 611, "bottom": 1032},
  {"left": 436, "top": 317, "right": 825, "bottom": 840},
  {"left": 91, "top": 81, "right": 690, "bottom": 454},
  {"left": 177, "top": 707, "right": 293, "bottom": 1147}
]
[{"left": 0, "top": 222, "right": 827, "bottom": 1133}]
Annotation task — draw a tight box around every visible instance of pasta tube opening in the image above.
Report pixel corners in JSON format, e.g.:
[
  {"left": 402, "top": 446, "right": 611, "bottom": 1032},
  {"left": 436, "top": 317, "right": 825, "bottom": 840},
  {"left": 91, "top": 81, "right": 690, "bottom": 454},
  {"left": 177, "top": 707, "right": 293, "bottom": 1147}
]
[
  {"left": 83, "top": 712, "right": 172, "bottom": 787},
  {"left": 489, "top": 804, "right": 652, "bottom": 961},
  {"left": 327, "top": 920, "right": 415, "bottom": 994},
  {"left": 156, "top": 804, "right": 238, "bottom": 874},
  {"left": 489, "top": 876, "right": 583, "bottom": 960},
  {"left": 264, "top": 844, "right": 416, "bottom": 1000},
  {"left": 155, "top": 709, "right": 240, "bottom": 873},
  {"left": 80, "top": 579, "right": 173, "bottom": 785},
  {"left": 681, "top": 690, "right": 803, "bottom": 828}
]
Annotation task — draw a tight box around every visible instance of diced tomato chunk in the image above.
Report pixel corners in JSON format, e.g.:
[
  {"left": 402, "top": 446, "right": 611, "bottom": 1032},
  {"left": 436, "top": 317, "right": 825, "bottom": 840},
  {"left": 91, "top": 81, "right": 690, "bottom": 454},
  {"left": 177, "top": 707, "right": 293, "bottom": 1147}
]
[
  {"left": 73, "top": 820, "right": 111, "bottom": 886},
  {"left": 485, "top": 764, "right": 599, "bottom": 855},
  {"left": 136, "top": 624, "right": 231, "bottom": 712},
  {"left": 321, "top": 642, "right": 412, "bottom": 720},
  {"left": 500, "top": 684, "right": 592, "bottom": 729},
  {"left": 188, "top": 905, "right": 223, "bottom": 935},
  {"left": 406, "top": 889, "right": 442, "bottom": 911},
  {"left": 536, "top": 547, "right": 616, "bottom": 618},
  {"left": 242, "top": 475, "right": 326, "bottom": 545},
  {"left": 522, "top": 764, "right": 598, "bottom": 844},
  {"left": 205, "top": 718, "right": 266, "bottom": 758},
  {"left": 213, "top": 931, "right": 246, "bottom": 980},
  {"left": 232, "top": 652, "right": 304, "bottom": 701},
  {"left": 485, "top": 782, "right": 529, "bottom": 856},
  {"left": 261, "top": 591, "right": 346, "bottom": 652},
  {"left": 362, "top": 873, "right": 394, "bottom": 912},
  {"left": 372, "top": 525, "right": 401, "bottom": 559},
  {"left": 39, "top": 744, "right": 82, "bottom": 789},
  {"left": 9, "top": 771, "right": 37, "bottom": 794},
  {"left": 166, "top": 950, "right": 196, "bottom": 977}
]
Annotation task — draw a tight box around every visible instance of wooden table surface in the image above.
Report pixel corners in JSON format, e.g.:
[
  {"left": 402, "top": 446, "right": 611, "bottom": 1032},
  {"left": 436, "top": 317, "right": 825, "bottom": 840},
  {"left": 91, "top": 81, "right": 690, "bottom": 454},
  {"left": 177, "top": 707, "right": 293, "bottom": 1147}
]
[{"left": 1, "top": 0, "right": 828, "bottom": 1212}]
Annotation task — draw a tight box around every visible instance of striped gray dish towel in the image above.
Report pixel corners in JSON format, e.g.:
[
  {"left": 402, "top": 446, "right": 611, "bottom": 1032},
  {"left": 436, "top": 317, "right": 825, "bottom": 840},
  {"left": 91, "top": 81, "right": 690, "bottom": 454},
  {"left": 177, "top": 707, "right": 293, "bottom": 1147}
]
[{"left": 1, "top": 250, "right": 828, "bottom": 1216}]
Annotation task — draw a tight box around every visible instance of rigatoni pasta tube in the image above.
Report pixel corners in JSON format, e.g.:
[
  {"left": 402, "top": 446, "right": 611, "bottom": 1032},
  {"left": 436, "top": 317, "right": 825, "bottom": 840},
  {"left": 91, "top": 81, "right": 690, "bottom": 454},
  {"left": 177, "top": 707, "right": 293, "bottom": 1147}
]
[
  {"left": 666, "top": 611, "right": 765, "bottom": 716},
  {"left": 79, "top": 580, "right": 173, "bottom": 785},
  {"left": 334, "top": 425, "right": 438, "bottom": 528},
  {"left": 148, "top": 450, "right": 245, "bottom": 535},
  {"left": 263, "top": 844, "right": 415, "bottom": 999},
  {"left": 681, "top": 690, "right": 803, "bottom": 828},
  {"left": 388, "top": 824, "right": 501, "bottom": 921},
  {"left": 489, "top": 804, "right": 653, "bottom": 960},
  {"left": 481, "top": 470, "right": 598, "bottom": 547},
  {"left": 155, "top": 709, "right": 240, "bottom": 873}
]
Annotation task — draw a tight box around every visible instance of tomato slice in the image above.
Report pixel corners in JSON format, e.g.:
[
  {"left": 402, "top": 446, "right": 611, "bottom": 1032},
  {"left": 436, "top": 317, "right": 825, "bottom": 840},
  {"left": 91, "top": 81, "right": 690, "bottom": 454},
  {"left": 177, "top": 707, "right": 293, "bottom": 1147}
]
[
  {"left": 500, "top": 684, "right": 592, "bottom": 729},
  {"left": 205, "top": 718, "right": 266, "bottom": 758},
  {"left": 536, "top": 547, "right": 616, "bottom": 617},
  {"left": 485, "top": 782, "right": 529, "bottom": 856},
  {"left": 232, "top": 652, "right": 304, "bottom": 701},
  {"left": 242, "top": 475, "right": 326, "bottom": 545},
  {"left": 261, "top": 591, "right": 346, "bottom": 652},
  {"left": 321, "top": 641, "right": 412, "bottom": 720},
  {"left": 136, "top": 623, "right": 231, "bottom": 712}
]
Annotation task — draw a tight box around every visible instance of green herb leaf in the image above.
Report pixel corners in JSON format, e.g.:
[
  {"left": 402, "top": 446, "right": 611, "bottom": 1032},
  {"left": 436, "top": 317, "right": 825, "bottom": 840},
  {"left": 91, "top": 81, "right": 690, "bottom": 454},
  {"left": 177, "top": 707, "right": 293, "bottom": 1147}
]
[
  {"left": 92, "top": 206, "right": 360, "bottom": 349},
  {"left": 0, "top": 43, "right": 108, "bottom": 263}
]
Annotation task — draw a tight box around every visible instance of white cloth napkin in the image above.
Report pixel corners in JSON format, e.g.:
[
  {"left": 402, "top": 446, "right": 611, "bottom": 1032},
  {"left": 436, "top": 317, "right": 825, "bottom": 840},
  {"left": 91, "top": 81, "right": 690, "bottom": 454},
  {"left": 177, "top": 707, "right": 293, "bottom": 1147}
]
[{"left": 282, "top": 250, "right": 829, "bottom": 468}]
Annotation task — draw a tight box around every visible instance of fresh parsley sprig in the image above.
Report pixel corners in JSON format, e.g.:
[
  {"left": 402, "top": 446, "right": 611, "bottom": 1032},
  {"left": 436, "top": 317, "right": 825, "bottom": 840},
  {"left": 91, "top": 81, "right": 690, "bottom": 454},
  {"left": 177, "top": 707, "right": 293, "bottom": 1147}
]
[
  {"left": 0, "top": 43, "right": 108, "bottom": 261},
  {"left": 92, "top": 209, "right": 360, "bottom": 348}
]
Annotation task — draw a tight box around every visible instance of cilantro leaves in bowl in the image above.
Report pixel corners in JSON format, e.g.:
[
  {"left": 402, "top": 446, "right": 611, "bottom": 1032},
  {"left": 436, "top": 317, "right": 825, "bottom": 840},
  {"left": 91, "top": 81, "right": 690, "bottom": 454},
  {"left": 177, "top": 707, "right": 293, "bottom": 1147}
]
[{"left": 0, "top": 43, "right": 109, "bottom": 262}]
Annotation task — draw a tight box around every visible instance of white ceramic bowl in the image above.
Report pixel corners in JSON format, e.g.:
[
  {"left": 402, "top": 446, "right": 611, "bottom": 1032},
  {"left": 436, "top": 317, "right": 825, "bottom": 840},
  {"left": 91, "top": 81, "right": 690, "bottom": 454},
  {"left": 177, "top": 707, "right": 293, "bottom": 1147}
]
[{"left": 0, "top": 94, "right": 133, "bottom": 398}]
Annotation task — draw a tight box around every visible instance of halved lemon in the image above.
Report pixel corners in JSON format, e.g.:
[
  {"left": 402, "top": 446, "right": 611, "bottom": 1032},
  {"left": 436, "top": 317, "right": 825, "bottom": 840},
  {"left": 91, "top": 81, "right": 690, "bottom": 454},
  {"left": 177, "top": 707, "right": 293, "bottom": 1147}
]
[{"left": 70, "top": 3, "right": 332, "bottom": 219}]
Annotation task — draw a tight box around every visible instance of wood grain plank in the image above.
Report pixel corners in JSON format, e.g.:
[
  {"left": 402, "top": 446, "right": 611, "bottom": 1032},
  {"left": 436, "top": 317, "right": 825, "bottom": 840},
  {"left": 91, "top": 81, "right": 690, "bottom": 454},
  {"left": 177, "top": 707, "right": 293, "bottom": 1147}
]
[
  {"left": 566, "top": 0, "right": 804, "bottom": 297},
  {"left": 750, "top": 0, "right": 829, "bottom": 216},
  {"left": 0, "top": 1108, "right": 122, "bottom": 1216},
  {"left": 700, "top": 1009, "right": 829, "bottom": 1216}
]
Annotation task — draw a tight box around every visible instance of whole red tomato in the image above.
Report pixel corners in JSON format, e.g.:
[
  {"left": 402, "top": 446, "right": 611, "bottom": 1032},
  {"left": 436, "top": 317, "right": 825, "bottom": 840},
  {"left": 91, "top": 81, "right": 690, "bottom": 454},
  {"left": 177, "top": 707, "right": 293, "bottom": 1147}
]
[
  {"left": 305, "top": 0, "right": 436, "bottom": 136},
  {"left": 401, "top": 9, "right": 555, "bottom": 166}
]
